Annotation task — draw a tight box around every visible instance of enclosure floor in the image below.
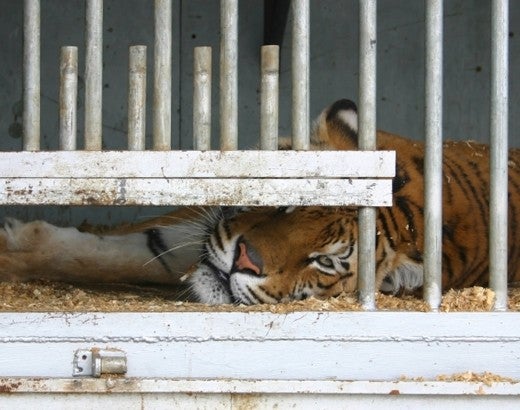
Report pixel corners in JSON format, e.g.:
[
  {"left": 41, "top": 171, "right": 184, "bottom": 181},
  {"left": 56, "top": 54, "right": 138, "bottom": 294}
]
[{"left": 0, "top": 281, "right": 518, "bottom": 312}]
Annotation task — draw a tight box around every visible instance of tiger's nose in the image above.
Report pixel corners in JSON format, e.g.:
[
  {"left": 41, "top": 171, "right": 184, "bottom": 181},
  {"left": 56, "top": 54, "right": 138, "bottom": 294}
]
[{"left": 234, "top": 239, "right": 263, "bottom": 275}]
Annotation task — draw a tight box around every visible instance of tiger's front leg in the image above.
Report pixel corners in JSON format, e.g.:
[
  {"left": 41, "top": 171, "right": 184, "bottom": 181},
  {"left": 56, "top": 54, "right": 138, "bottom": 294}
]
[{"left": 0, "top": 210, "right": 207, "bottom": 286}]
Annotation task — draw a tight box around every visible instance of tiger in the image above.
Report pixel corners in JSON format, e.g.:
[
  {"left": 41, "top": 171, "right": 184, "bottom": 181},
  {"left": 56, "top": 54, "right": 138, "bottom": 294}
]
[{"left": 1, "top": 98, "right": 519, "bottom": 305}]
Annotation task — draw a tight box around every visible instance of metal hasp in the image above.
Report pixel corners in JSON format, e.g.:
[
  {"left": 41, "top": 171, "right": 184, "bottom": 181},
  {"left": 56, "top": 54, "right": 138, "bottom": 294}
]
[{"left": 73, "top": 348, "right": 127, "bottom": 378}]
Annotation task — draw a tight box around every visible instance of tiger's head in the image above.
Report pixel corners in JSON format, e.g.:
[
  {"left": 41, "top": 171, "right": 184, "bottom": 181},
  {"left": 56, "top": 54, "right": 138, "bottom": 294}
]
[
  {"left": 189, "top": 99, "right": 402, "bottom": 304},
  {"left": 190, "top": 206, "right": 360, "bottom": 304}
]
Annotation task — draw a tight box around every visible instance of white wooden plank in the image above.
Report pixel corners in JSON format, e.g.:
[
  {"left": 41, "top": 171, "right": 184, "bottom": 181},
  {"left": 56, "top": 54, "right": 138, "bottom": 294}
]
[
  {"left": 1, "top": 378, "right": 519, "bottom": 396},
  {"left": 0, "top": 178, "right": 393, "bottom": 206},
  {"left": 0, "top": 151, "right": 395, "bottom": 178},
  {"left": 1, "top": 384, "right": 518, "bottom": 410},
  {"left": 1, "top": 312, "right": 519, "bottom": 380}
]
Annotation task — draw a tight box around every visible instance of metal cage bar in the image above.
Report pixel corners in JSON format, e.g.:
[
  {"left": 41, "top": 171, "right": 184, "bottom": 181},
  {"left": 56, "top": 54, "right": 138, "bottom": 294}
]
[
  {"left": 291, "top": 0, "right": 310, "bottom": 150},
  {"left": 23, "top": 0, "right": 40, "bottom": 151},
  {"left": 357, "top": 0, "right": 377, "bottom": 310},
  {"left": 193, "top": 46, "right": 212, "bottom": 150},
  {"left": 84, "top": 0, "right": 103, "bottom": 150},
  {"left": 260, "top": 45, "right": 279, "bottom": 150},
  {"left": 59, "top": 46, "right": 78, "bottom": 151},
  {"left": 424, "top": 0, "right": 444, "bottom": 311},
  {"left": 153, "top": 0, "right": 172, "bottom": 150},
  {"left": 128, "top": 45, "right": 147, "bottom": 151},
  {"left": 219, "top": 0, "right": 238, "bottom": 150},
  {"left": 490, "top": 0, "right": 509, "bottom": 311}
]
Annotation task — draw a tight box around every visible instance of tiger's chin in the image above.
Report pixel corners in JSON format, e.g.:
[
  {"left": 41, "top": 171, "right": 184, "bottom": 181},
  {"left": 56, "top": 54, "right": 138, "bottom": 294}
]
[{"left": 189, "top": 263, "right": 234, "bottom": 305}]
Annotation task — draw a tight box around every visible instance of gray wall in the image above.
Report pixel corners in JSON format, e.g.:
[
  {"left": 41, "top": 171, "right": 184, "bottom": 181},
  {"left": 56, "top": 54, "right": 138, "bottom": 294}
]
[{"left": 0, "top": 0, "right": 518, "bottom": 225}]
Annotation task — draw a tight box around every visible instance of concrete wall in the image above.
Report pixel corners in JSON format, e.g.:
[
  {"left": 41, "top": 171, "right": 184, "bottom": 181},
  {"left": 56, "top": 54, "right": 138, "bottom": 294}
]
[{"left": 0, "top": 0, "right": 518, "bottom": 225}]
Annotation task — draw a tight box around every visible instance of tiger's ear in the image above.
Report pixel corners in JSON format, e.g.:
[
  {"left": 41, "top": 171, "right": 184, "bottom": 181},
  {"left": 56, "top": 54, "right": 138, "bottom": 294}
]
[{"left": 311, "top": 99, "right": 359, "bottom": 149}]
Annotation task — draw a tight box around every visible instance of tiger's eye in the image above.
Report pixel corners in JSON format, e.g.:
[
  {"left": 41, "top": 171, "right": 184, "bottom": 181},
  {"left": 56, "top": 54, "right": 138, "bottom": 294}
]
[{"left": 317, "top": 255, "right": 334, "bottom": 267}]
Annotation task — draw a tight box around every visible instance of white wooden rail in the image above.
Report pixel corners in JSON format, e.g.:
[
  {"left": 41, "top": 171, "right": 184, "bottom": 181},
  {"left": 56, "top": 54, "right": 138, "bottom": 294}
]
[
  {"left": 0, "top": 151, "right": 394, "bottom": 206},
  {"left": 1, "top": 311, "right": 519, "bottom": 380}
]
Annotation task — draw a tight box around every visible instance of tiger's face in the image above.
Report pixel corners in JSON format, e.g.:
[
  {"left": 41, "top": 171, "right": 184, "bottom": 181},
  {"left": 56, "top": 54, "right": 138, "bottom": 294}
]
[
  {"left": 189, "top": 206, "right": 360, "bottom": 304},
  {"left": 188, "top": 99, "right": 367, "bottom": 305}
]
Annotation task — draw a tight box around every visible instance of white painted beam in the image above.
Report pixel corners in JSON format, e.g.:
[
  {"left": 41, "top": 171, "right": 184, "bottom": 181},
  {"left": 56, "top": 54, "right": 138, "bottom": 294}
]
[
  {"left": 1, "top": 312, "right": 520, "bottom": 381},
  {"left": 0, "top": 177, "right": 392, "bottom": 206},
  {"left": 0, "top": 151, "right": 395, "bottom": 178}
]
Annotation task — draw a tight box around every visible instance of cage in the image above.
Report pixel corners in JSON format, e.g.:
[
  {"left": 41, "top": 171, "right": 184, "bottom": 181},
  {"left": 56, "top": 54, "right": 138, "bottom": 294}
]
[{"left": 0, "top": 0, "right": 519, "bottom": 407}]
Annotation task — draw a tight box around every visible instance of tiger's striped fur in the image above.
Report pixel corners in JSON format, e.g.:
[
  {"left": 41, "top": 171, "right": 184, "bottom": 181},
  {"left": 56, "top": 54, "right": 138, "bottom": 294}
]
[{"left": 189, "top": 99, "right": 520, "bottom": 304}]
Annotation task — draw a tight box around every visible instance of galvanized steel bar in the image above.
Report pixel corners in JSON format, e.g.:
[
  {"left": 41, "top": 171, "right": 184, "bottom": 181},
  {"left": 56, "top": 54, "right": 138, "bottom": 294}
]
[
  {"left": 128, "top": 46, "right": 147, "bottom": 151},
  {"left": 59, "top": 47, "right": 78, "bottom": 151},
  {"left": 357, "top": 0, "right": 377, "bottom": 311},
  {"left": 490, "top": 0, "right": 509, "bottom": 311},
  {"left": 219, "top": 0, "right": 238, "bottom": 150},
  {"left": 291, "top": 0, "right": 310, "bottom": 150},
  {"left": 424, "top": 0, "right": 443, "bottom": 311},
  {"left": 153, "top": 0, "right": 172, "bottom": 150},
  {"left": 23, "top": 0, "right": 40, "bottom": 151},
  {"left": 193, "top": 47, "right": 212, "bottom": 150},
  {"left": 84, "top": 0, "right": 103, "bottom": 150},
  {"left": 260, "top": 45, "right": 279, "bottom": 150}
]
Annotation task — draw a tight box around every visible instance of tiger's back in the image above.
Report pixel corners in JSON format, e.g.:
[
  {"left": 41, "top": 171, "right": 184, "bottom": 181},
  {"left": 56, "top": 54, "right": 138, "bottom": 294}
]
[
  {"left": 378, "top": 131, "right": 520, "bottom": 289},
  {"left": 319, "top": 98, "right": 520, "bottom": 291}
]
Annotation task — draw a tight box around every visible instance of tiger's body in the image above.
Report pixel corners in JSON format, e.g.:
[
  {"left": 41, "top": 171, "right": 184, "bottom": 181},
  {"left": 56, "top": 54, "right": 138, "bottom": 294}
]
[{"left": 1, "top": 99, "right": 519, "bottom": 305}]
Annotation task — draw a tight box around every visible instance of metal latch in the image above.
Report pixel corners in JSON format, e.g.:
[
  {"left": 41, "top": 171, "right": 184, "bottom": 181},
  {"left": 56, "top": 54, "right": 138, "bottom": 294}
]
[{"left": 73, "top": 348, "right": 127, "bottom": 377}]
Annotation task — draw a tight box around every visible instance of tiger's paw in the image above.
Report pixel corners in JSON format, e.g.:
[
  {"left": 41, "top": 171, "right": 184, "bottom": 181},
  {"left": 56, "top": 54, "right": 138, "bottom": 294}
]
[{"left": 2, "top": 218, "right": 55, "bottom": 252}]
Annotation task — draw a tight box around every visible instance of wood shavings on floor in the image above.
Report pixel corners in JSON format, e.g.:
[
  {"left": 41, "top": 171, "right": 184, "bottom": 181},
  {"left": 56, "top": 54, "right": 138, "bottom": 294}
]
[{"left": 0, "top": 281, "right": 519, "bottom": 312}]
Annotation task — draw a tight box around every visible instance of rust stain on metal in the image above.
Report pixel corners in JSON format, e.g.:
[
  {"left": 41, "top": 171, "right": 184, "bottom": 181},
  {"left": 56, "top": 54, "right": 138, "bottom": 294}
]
[
  {"left": 73, "top": 187, "right": 126, "bottom": 206},
  {"left": 389, "top": 389, "right": 400, "bottom": 395},
  {"left": 231, "top": 393, "right": 264, "bottom": 410},
  {"left": 0, "top": 381, "right": 22, "bottom": 393}
]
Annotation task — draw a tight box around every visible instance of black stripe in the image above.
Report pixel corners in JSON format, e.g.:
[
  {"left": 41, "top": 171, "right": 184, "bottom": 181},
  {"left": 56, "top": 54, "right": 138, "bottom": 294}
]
[
  {"left": 316, "top": 277, "right": 341, "bottom": 290},
  {"left": 394, "top": 195, "right": 420, "bottom": 242},
  {"left": 442, "top": 160, "right": 470, "bottom": 199},
  {"left": 466, "top": 161, "right": 492, "bottom": 273},
  {"left": 145, "top": 228, "right": 172, "bottom": 274},
  {"left": 443, "top": 157, "right": 488, "bottom": 272},
  {"left": 214, "top": 222, "right": 225, "bottom": 251},
  {"left": 377, "top": 208, "right": 398, "bottom": 249},
  {"left": 240, "top": 286, "right": 256, "bottom": 305},
  {"left": 508, "top": 199, "right": 519, "bottom": 282},
  {"left": 442, "top": 251, "right": 455, "bottom": 285},
  {"left": 259, "top": 285, "right": 281, "bottom": 302}
]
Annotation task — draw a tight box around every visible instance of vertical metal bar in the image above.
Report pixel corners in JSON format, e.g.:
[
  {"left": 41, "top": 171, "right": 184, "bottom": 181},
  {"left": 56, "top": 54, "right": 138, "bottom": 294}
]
[
  {"left": 59, "top": 47, "right": 78, "bottom": 151},
  {"left": 358, "top": 0, "right": 377, "bottom": 311},
  {"left": 424, "top": 0, "right": 444, "bottom": 311},
  {"left": 23, "top": 0, "right": 40, "bottom": 151},
  {"left": 193, "top": 46, "right": 212, "bottom": 150},
  {"left": 260, "top": 45, "right": 279, "bottom": 150},
  {"left": 291, "top": 0, "right": 309, "bottom": 150},
  {"left": 153, "top": 0, "right": 172, "bottom": 150},
  {"left": 220, "top": 0, "right": 238, "bottom": 150},
  {"left": 490, "top": 0, "right": 509, "bottom": 311},
  {"left": 84, "top": 0, "right": 103, "bottom": 150},
  {"left": 128, "top": 46, "right": 147, "bottom": 151}
]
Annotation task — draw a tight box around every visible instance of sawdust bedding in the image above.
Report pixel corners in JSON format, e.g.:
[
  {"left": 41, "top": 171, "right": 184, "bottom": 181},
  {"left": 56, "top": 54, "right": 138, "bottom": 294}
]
[
  {"left": 400, "top": 371, "right": 517, "bottom": 386},
  {"left": 1, "top": 280, "right": 519, "bottom": 313}
]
